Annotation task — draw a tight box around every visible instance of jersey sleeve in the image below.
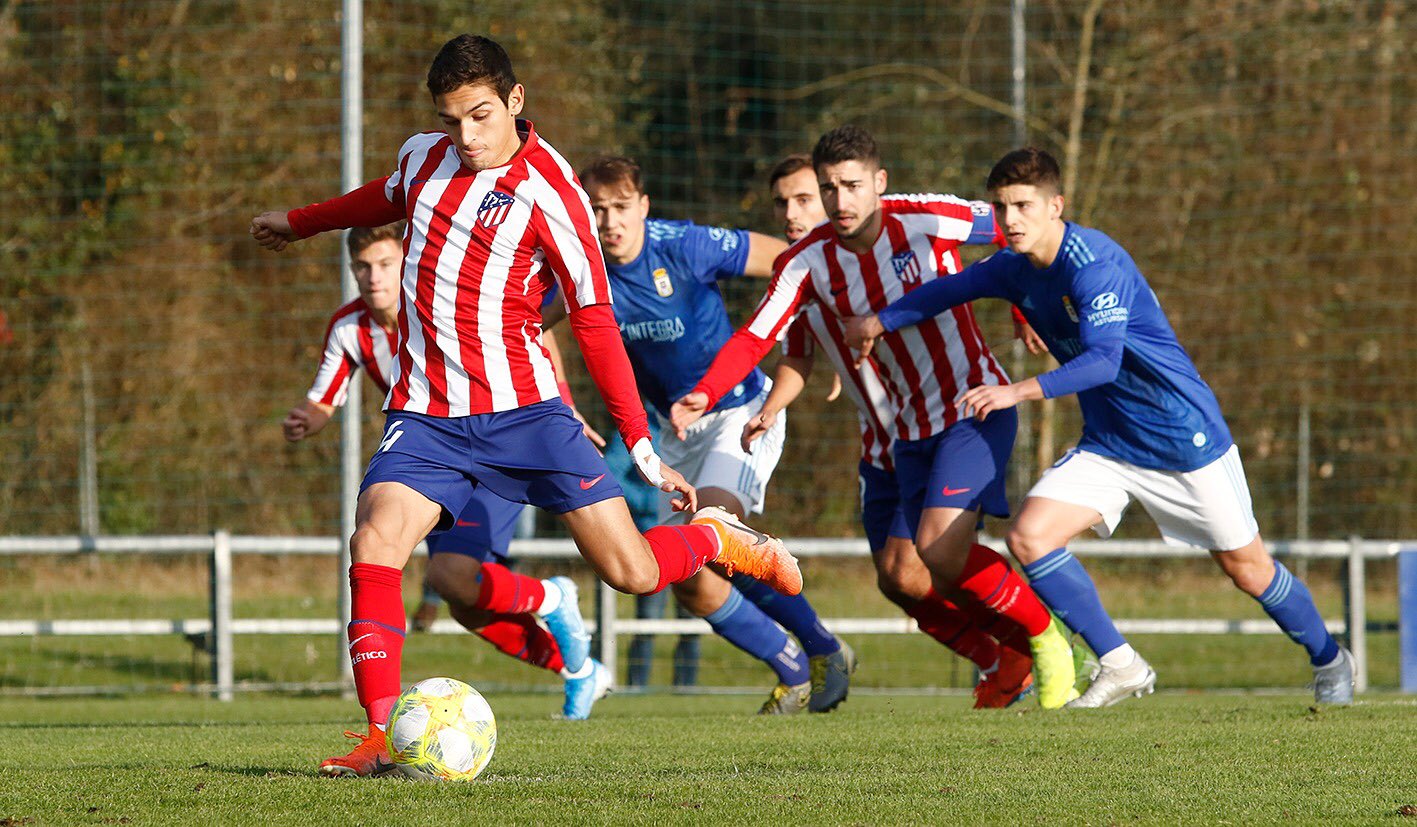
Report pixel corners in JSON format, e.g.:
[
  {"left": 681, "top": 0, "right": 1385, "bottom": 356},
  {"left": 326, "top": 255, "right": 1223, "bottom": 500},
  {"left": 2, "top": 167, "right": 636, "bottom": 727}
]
[
  {"left": 1036, "top": 261, "right": 1134, "bottom": 398},
  {"left": 305, "top": 315, "right": 363, "bottom": 407},
  {"left": 878, "top": 253, "right": 1013, "bottom": 333},
  {"left": 286, "top": 176, "right": 404, "bottom": 239},
  {"left": 692, "top": 247, "right": 815, "bottom": 406},
  {"left": 682, "top": 224, "right": 752, "bottom": 283},
  {"left": 780, "top": 313, "right": 815, "bottom": 358},
  {"left": 883, "top": 194, "right": 998, "bottom": 244}
]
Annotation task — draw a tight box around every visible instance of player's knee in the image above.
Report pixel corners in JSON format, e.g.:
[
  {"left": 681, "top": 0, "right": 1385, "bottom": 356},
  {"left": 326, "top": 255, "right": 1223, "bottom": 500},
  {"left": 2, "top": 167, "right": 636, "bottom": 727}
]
[
  {"left": 350, "top": 524, "right": 398, "bottom": 565},
  {"left": 594, "top": 557, "right": 660, "bottom": 595},
  {"left": 1004, "top": 521, "right": 1054, "bottom": 563}
]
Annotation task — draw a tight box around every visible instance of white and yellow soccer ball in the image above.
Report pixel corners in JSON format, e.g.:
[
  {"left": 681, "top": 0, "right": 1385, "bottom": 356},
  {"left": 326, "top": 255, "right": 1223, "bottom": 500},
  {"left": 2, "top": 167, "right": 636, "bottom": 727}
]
[{"left": 386, "top": 677, "right": 497, "bottom": 781}]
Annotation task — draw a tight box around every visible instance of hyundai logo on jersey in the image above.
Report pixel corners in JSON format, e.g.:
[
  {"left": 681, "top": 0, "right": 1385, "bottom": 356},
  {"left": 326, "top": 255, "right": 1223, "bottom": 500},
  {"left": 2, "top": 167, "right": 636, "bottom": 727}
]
[{"left": 477, "top": 191, "right": 515, "bottom": 229}]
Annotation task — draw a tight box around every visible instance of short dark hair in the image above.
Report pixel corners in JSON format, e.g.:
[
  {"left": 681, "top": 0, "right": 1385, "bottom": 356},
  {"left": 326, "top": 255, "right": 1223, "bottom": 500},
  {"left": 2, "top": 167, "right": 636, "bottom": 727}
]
[
  {"left": 986, "top": 147, "right": 1063, "bottom": 194},
  {"left": 768, "top": 153, "right": 813, "bottom": 187},
  {"left": 346, "top": 223, "right": 405, "bottom": 258},
  {"left": 812, "top": 125, "right": 880, "bottom": 170},
  {"left": 426, "top": 34, "right": 517, "bottom": 102},
  {"left": 579, "top": 156, "right": 644, "bottom": 195}
]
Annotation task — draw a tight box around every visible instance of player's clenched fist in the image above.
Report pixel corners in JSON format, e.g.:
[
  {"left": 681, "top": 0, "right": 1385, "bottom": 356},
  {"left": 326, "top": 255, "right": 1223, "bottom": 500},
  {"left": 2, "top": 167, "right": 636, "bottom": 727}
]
[
  {"left": 843, "top": 314, "right": 885, "bottom": 365},
  {"left": 250, "top": 210, "right": 298, "bottom": 252}
]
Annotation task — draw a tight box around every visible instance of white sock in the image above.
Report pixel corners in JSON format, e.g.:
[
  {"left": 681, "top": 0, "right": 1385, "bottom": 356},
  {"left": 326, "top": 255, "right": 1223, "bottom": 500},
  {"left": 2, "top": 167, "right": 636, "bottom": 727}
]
[
  {"left": 560, "top": 660, "right": 593, "bottom": 680},
  {"left": 537, "top": 579, "right": 562, "bottom": 615},
  {"left": 1099, "top": 643, "right": 1137, "bottom": 670}
]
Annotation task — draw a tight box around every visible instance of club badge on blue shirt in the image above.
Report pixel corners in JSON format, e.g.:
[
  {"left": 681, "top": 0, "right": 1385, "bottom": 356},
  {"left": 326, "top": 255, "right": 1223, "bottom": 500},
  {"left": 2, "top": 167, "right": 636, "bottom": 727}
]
[{"left": 652, "top": 267, "right": 674, "bottom": 298}]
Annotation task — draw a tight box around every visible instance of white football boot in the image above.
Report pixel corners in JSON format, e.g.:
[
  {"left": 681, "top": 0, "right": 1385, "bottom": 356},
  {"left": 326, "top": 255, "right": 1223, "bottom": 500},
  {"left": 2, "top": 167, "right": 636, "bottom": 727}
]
[{"left": 1065, "top": 651, "right": 1157, "bottom": 709}]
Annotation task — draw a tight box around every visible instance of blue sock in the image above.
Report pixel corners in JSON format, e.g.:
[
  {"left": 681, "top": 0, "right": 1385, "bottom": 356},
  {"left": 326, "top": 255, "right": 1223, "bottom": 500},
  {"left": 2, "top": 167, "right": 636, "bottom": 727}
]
[
  {"left": 1023, "top": 548, "right": 1127, "bottom": 659},
  {"left": 703, "top": 588, "right": 809, "bottom": 685},
  {"left": 1256, "top": 561, "right": 1340, "bottom": 666},
  {"left": 730, "top": 572, "right": 840, "bottom": 657}
]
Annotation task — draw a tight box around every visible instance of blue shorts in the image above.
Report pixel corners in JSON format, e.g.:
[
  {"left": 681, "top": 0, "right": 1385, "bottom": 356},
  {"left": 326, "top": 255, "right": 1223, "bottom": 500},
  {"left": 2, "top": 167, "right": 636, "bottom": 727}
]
[
  {"left": 424, "top": 486, "right": 524, "bottom": 562},
  {"left": 361, "top": 400, "right": 624, "bottom": 529},
  {"left": 858, "top": 461, "right": 912, "bottom": 553},
  {"left": 892, "top": 408, "right": 1017, "bottom": 539}
]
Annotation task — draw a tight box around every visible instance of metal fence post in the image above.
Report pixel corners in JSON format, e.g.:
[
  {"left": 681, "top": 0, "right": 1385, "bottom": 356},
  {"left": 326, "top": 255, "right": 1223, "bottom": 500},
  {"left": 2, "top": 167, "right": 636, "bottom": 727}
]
[
  {"left": 211, "top": 530, "right": 235, "bottom": 702},
  {"left": 1346, "top": 536, "right": 1366, "bottom": 694},
  {"left": 597, "top": 580, "right": 617, "bottom": 680},
  {"left": 1400, "top": 548, "right": 1417, "bottom": 693}
]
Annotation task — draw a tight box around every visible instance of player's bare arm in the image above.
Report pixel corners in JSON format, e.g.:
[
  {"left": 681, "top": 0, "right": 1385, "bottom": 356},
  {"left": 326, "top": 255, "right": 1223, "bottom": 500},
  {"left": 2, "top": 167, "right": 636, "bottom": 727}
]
[
  {"left": 741, "top": 354, "right": 811, "bottom": 452},
  {"left": 742, "top": 232, "right": 790, "bottom": 277},
  {"left": 542, "top": 324, "right": 606, "bottom": 449},
  {"left": 282, "top": 399, "right": 335, "bottom": 442}
]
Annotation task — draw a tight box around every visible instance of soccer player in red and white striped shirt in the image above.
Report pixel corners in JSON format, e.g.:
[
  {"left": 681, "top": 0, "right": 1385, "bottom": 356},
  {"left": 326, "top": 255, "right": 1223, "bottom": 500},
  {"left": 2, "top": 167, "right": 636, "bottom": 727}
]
[
  {"left": 250, "top": 34, "right": 800, "bottom": 776},
  {"left": 673, "top": 126, "right": 1079, "bottom": 708},
  {"left": 743, "top": 155, "right": 1036, "bottom": 708},
  {"left": 283, "top": 223, "right": 618, "bottom": 721}
]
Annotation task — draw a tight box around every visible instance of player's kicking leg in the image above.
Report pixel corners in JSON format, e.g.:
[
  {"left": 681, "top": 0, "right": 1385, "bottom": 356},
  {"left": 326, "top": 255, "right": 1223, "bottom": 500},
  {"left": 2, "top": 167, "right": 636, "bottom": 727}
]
[{"left": 1007, "top": 495, "right": 1156, "bottom": 709}]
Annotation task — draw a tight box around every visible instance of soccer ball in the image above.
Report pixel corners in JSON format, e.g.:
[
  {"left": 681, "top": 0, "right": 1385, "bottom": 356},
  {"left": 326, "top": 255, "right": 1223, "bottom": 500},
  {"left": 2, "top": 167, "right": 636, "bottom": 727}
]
[{"left": 386, "top": 677, "right": 497, "bottom": 781}]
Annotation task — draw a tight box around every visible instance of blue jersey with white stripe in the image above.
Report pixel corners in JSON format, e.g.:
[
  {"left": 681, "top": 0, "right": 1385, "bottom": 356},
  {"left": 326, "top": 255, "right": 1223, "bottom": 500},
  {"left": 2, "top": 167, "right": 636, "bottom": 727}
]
[
  {"left": 879, "top": 223, "right": 1231, "bottom": 471},
  {"left": 606, "top": 218, "right": 762, "bottom": 417}
]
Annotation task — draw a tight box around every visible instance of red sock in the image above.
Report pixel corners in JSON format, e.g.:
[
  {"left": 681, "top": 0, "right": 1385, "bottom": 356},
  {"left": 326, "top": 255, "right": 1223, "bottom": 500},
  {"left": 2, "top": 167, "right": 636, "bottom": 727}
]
[
  {"left": 476, "top": 614, "right": 565, "bottom": 673},
  {"left": 348, "top": 562, "right": 406, "bottom": 727},
  {"left": 907, "top": 591, "right": 1000, "bottom": 670},
  {"left": 643, "top": 525, "right": 721, "bottom": 594},
  {"left": 954, "top": 544, "right": 1051, "bottom": 637},
  {"left": 474, "top": 561, "right": 546, "bottom": 614}
]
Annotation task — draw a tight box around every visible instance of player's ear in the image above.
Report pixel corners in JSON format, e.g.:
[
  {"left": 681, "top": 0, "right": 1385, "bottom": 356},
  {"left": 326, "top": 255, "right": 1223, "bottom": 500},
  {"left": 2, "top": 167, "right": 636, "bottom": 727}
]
[
  {"left": 638, "top": 193, "right": 650, "bottom": 218},
  {"left": 1050, "top": 192, "right": 1065, "bottom": 221},
  {"left": 505, "top": 83, "right": 525, "bottom": 117},
  {"left": 874, "top": 167, "right": 888, "bottom": 195}
]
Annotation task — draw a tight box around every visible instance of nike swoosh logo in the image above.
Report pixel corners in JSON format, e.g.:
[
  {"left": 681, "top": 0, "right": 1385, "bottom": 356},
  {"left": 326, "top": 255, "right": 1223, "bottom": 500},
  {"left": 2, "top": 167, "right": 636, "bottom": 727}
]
[
  {"left": 455, "top": 519, "right": 481, "bottom": 527},
  {"left": 410, "top": 177, "right": 430, "bottom": 186},
  {"left": 348, "top": 633, "right": 375, "bottom": 649},
  {"left": 941, "top": 486, "right": 973, "bottom": 496},
  {"left": 579, "top": 474, "right": 606, "bottom": 490}
]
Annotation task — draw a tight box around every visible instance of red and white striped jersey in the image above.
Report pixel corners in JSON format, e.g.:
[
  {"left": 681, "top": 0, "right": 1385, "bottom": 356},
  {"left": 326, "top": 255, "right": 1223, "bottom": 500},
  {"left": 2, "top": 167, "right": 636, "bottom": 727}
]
[
  {"left": 382, "top": 121, "right": 612, "bottom": 416},
  {"left": 782, "top": 307, "right": 895, "bottom": 471},
  {"left": 739, "top": 195, "right": 1009, "bottom": 442},
  {"left": 305, "top": 298, "right": 399, "bottom": 406}
]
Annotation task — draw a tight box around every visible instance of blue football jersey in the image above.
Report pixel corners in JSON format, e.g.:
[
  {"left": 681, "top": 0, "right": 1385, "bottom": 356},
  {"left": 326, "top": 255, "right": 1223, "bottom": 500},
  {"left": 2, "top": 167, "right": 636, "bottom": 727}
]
[
  {"left": 606, "top": 218, "right": 762, "bottom": 417},
  {"left": 879, "top": 222, "right": 1232, "bottom": 471}
]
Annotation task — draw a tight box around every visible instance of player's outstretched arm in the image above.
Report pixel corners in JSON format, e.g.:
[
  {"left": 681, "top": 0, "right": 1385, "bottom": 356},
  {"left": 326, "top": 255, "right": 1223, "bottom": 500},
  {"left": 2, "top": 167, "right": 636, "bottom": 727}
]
[
  {"left": 282, "top": 399, "right": 335, "bottom": 442},
  {"left": 252, "top": 177, "right": 405, "bottom": 254},
  {"left": 742, "top": 232, "right": 790, "bottom": 278}
]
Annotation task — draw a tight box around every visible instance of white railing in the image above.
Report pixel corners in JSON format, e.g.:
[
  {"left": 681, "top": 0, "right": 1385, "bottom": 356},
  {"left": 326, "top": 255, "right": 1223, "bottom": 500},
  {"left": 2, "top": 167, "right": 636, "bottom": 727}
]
[{"left": 0, "top": 534, "right": 1408, "bottom": 699}]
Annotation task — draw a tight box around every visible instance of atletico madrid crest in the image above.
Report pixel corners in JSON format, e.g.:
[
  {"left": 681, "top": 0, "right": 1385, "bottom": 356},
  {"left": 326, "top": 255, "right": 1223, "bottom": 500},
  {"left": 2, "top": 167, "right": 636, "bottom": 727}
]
[
  {"left": 477, "top": 190, "right": 515, "bottom": 229},
  {"left": 891, "top": 249, "right": 922, "bottom": 285}
]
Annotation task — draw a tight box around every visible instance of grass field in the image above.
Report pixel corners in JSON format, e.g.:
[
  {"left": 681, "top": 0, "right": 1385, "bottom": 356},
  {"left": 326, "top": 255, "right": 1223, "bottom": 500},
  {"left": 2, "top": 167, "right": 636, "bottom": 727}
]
[{"left": 1, "top": 692, "right": 1414, "bottom": 825}]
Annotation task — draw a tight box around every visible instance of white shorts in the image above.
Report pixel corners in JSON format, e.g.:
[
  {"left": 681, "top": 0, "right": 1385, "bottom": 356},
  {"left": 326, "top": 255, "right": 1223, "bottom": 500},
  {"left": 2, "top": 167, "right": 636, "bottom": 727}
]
[
  {"left": 1026, "top": 444, "right": 1260, "bottom": 551},
  {"left": 653, "top": 383, "right": 786, "bottom": 521}
]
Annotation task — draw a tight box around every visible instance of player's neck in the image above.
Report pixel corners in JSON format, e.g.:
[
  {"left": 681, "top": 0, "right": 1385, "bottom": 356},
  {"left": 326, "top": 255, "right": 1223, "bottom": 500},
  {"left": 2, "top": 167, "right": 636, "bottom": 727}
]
[
  {"left": 1026, "top": 222, "right": 1067, "bottom": 269},
  {"left": 370, "top": 306, "right": 398, "bottom": 331}
]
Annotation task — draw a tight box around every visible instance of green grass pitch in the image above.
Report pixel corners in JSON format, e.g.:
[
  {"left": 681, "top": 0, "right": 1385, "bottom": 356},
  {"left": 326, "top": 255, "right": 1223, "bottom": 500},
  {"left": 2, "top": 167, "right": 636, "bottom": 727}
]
[{"left": 1, "top": 692, "right": 1413, "bottom": 825}]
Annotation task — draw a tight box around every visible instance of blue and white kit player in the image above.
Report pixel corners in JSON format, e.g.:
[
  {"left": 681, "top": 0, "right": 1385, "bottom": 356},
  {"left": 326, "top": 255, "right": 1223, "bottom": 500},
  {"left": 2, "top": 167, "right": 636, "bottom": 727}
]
[
  {"left": 848, "top": 147, "right": 1354, "bottom": 707},
  {"left": 550, "top": 155, "right": 855, "bottom": 714}
]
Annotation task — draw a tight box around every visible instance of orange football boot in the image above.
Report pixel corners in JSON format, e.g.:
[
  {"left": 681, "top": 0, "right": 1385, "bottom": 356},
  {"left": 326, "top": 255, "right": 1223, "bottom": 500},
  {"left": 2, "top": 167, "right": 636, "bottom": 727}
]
[
  {"left": 973, "top": 643, "right": 1035, "bottom": 709},
  {"left": 691, "top": 506, "right": 802, "bottom": 595},
  {"left": 318, "top": 723, "right": 394, "bottom": 777}
]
